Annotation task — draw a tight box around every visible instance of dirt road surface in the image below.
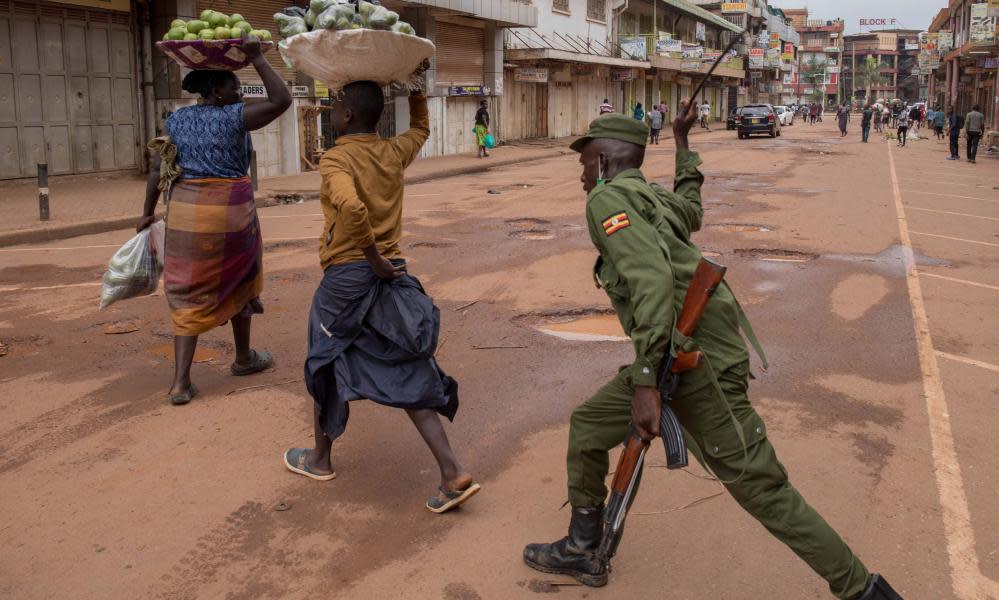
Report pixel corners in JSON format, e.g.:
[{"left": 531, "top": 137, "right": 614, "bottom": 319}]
[{"left": 1, "top": 118, "right": 997, "bottom": 599}]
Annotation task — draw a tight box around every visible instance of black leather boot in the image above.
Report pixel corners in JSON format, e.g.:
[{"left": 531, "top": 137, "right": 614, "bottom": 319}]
[
  {"left": 523, "top": 506, "right": 608, "bottom": 587},
  {"left": 856, "top": 574, "right": 903, "bottom": 600}
]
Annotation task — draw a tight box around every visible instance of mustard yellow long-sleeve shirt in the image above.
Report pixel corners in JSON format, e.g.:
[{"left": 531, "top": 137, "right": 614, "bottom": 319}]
[{"left": 318, "top": 94, "right": 430, "bottom": 269}]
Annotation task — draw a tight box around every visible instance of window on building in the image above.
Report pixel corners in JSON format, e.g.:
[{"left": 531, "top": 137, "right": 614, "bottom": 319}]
[
  {"left": 587, "top": 0, "right": 606, "bottom": 22},
  {"left": 552, "top": 0, "right": 570, "bottom": 14}
]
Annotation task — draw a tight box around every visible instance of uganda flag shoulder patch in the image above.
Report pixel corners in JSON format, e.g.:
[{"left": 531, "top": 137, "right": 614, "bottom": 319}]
[{"left": 602, "top": 211, "right": 630, "bottom": 236}]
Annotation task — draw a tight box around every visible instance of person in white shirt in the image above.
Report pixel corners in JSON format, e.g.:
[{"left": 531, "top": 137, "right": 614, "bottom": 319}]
[
  {"left": 599, "top": 98, "right": 615, "bottom": 115},
  {"left": 700, "top": 101, "right": 711, "bottom": 130}
]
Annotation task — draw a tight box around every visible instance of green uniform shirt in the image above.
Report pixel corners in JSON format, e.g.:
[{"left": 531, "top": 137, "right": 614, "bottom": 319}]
[{"left": 585, "top": 149, "right": 750, "bottom": 390}]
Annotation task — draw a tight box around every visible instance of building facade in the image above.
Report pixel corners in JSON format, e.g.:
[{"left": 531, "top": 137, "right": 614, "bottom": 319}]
[
  {"left": 843, "top": 29, "right": 922, "bottom": 105},
  {"left": 789, "top": 11, "right": 843, "bottom": 108},
  {"left": 925, "top": 0, "right": 997, "bottom": 129}
]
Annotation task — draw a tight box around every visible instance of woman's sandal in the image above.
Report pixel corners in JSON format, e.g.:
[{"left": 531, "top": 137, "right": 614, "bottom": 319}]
[
  {"left": 426, "top": 482, "right": 481, "bottom": 514},
  {"left": 283, "top": 448, "right": 337, "bottom": 481},
  {"left": 230, "top": 349, "right": 274, "bottom": 376},
  {"left": 169, "top": 384, "right": 198, "bottom": 406}
]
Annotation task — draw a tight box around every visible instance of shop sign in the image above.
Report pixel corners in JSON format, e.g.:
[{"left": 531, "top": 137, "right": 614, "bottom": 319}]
[
  {"left": 681, "top": 61, "right": 702, "bottom": 72},
  {"left": 937, "top": 31, "right": 953, "bottom": 51},
  {"left": 291, "top": 85, "right": 310, "bottom": 97},
  {"left": 315, "top": 81, "right": 330, "bottom": 98},
  {"left": 515, "top": 68, "right": 549, "bottom": 83},
  {"left": 749, "top": 47, "right": 764, "bottom": 69},
  {"left": 904, "top": 42, "right": 920, "bottom": 51},
  {"left": 971, "top": 4, "right": 996, "bottom": 46},
  {"left": 620, "top": 37, "right": 647, "bottom": 60},
  {"left": 611, "top": 68, "right": 637, "bottom": 82},
  {"left": 702, "top": 50, "right": 722, "bottom": 62},
  {"left": 770, "top": 32, "right": 780, "bottom": 49},
  {"left": 449, "top": 85, "right": 487, "bottom": 96},
  {"left": 980, "top": 56, "right": 999, "bottom": 69},
  {"left": 782, "top": 72, "right": 793, "bottom": 84},
  {"left": 656, "top": 36, "right": 682, "bottom": 55},
  {"left": 859, "top": 18, "right": 898, "bottom": 28},
  {"left": 823, "top": 46, "right": 841, "bottom": 53},
  {"left": 240, "top": 83, "right": 266, "bottom": 98},
  {"left": 721, "top": 2, "right": 748, "bottom": 13},
  {"left": 571, "top": 63, "right": 594, "bottom": 75},
  {"left": 682, "top": 45, "right": 704, "bottom": 59},
  {"left": 825, "top": 65, "right": 840, "bottom": 74}
]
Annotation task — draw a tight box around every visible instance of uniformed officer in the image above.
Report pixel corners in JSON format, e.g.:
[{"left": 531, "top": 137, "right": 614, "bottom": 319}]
[{"left": 522, "top": 101, "right": 902, "bottom": 600}]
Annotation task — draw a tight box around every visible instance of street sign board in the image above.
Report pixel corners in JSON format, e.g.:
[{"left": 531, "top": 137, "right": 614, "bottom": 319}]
[{"left": 515, "top": 68, "right": 549, "bottom": 83}]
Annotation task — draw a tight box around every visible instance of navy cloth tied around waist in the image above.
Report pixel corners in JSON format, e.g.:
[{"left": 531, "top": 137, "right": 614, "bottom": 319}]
[{"left": 305, "top": 260, "right": 458, "bottom": 441}]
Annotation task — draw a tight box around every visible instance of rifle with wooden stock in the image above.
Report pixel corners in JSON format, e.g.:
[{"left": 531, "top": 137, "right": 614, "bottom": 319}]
[{"left": 596, "top": 257, "right": 728, "bottom": 567}]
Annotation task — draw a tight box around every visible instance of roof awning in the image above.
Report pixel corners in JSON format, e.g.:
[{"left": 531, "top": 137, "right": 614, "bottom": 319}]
[
  {"left": 651, "top": 55, "right": 744, "bottom": 78},
  {"left": 661, "top": 0, "right": 742, "bottom": 34},
  {"left": 505, "top": 48, "right": 651, "bottom": 69},
  {"left": 395, "top": 0, "right": 537, "bottom": 27}
]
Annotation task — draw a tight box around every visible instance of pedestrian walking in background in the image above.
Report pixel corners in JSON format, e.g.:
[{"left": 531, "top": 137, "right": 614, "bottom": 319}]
[
  {"left": 891, "top": 104, "right": 900, "bottom": 128},
  {"left": 909, "top": 105, "right": 921, "bottom": 132},
  {"left": 837, "top": 104, "right": 850, "bottom": 137},
  {"left": 882, "top": 105, "right": 891, "bottom": 132},
  {"left": 633, "top": 102, "right": 645, "bottom": 121},
  {"left": 965, "top": 104, "right": 984, "bottom": 164},
  {"left": 700, "top": 100, "right": 711, "bottom": 130},
  {"left": 474, "top": 99, "right": 490, "bottom": 159},
  {"left": 947, "top": 106, "right": 963, "bottom": 160},
  {"left": 861, "top": 104, "right": 873, "bottom": 143},
  {"left": 925, "top": 106, "right": 935, "bottom": 132},
  {"left": 646, "top": 104, "right": 664, "bottom": 144},
  {"left": 137, "top": 35, "right": 290, "bottom": 406},
  {"left": 932, "top": 106, "right": 945, "bottom": 139},
  {"left": 599, "top": 98, "right": 615, "bottom": 115},
  {"left": 873, "top": 106, "right": 883, "bottom": 133},
  {"left": 523, "top": 102, "right": 904, "bottom": 600},
  {"left": 896, "top": 108, "right": 910, "bottom": 147},
  {"left": 809, "top": 103, "right": 818, "bottom": 125},
  {"left": 286, "top": 75, "right": 480, "bottom": 513}
]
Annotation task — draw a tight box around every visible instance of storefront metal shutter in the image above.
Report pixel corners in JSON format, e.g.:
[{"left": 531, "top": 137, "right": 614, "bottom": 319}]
[
  {"left": 197, "top": 0, "right": 304, "bottom": 84},
  {"left": 435, "top": 21, "right": 483, "bottom": 87}
]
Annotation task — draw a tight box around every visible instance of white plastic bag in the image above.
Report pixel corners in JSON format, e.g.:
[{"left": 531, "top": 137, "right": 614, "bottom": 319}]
[
  {"left": 99, "top": 221, "right": 165, "bottom": 309},
  {"left": 278, "top": 28, "right": 434, "bottom": 91}
]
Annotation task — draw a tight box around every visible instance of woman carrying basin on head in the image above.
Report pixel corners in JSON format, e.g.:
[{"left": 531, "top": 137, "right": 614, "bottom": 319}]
[{"left": 136, "top": 34, "right": 292, "bottom": 406}]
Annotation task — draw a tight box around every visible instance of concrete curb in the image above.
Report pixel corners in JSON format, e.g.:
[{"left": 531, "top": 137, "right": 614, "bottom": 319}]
[{"left": 0, "top": 147, "right": 569, "bottom": 248}]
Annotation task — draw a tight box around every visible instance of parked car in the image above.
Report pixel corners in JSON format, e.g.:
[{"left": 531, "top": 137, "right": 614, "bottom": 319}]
[
  {"left": 726, "top": 106, "right": 741, "bottom": 130},
  {"left": 736, "top": 104, "right": 781, "bottom": 139},
  {"left": 774, "top": 105, "right": 794, "bottom": 126}
]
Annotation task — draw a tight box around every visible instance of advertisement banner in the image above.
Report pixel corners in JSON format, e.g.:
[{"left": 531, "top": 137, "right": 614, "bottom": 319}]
[
  {"left": 971, "top": 3, "right": 996, "bottom": 46},
  {"left": 782, "top": 72, "right": 792, "bottom": 84},
  {"left": 770, "top": 32, "right": 780, "bottom": 49},
  {"left": 990, "top": 0, "right": 999, "bottom": 18},
  {"left": 682, "top": 44, "right": 704, "bottom": 59},
  {"left": 938, "top": 30, "right": 953, "bottom": 51},
  {"left": 749, "top": 47, "right": 765, "bottom": 69},
  {"left": 904, "top": 42, "right": 920, "bottom": 51},
  {"left": 696, "top": 22, "right": 706, "bottom": 42},
  {"left": 981, "top": 56, "right": 999, "bottom": 68},
  {"left": 721, "top": 2, "right": 748, "bottom": 13},
  {"left": 702, "top": 50, "right": 722, "bottom": 62},
  {"left": 681, "top": 61, "right": 702, "bottom": 72},
  {"left": 619, "top": 37, "right": 647, "bottom": 60},
  {"left": 656, "top": 33, "right": 683, "bottom": 55}
]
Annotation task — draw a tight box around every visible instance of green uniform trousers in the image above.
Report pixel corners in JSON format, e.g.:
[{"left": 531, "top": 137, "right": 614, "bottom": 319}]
[{"left": 566, "top": 361, "right": 871, "bottom": 600}]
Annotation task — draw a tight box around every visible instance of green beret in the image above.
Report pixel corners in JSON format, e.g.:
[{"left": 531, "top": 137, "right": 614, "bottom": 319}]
[{"left": 570, "top": 113, "right": 649, "bottom": 153}]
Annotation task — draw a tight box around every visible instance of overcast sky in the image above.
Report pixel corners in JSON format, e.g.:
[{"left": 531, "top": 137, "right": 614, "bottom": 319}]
[{"left": 768, "top": 0, "right": 943, "bottom": 34}]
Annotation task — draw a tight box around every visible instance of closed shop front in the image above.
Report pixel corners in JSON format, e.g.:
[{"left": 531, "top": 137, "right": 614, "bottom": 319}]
[
  {"left": 501, "top": 69, "right": 547, "bottom": 140},
  {"left": 0, "top": 1, "right": 138, "bottom": 179},
  {"left": 435, "top": 20, "right": 484, "bottom": 88}
]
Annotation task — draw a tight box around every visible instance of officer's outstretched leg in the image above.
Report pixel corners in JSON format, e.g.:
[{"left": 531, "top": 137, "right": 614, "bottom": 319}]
[
  {"left": 675, "top": 362, "right": 899, "bottom": 600},
  {"left": 523, "top": 371, "right": 634, "bottom": 587}
]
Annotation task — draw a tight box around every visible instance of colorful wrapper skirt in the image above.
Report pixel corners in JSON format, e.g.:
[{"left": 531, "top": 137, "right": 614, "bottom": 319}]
[
  {"left": 473, "top": 124, "right": 487, "bottom": 147},
  {"left": 164, "top": 176, "right": 263, "bottom": 336}
]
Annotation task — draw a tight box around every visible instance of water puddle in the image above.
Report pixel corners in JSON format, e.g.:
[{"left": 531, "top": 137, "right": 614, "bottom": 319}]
[
  {"left": 147, "top": 343, "right": 222, "bottom": 364},
  {"left": 707, "top": 223, "right": 773, "bottom": 233},
  {"left": 535, "top": 313, "right": 628, "bottom": 342},
  {"left": 735, "top": 248, "right": 818, "bottom": 263},
  {"left": 510, "top": 229, "right": 555, "bottom": 241}
]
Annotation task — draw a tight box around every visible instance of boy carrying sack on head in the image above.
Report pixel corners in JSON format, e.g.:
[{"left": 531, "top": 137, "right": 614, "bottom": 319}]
[{"left": 284, "top": 66, "right": 480, "bottom": 513}]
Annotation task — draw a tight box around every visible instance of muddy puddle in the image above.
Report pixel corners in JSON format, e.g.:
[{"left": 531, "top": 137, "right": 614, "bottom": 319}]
[
  {"left": 735, "top": 248, "right": 818, "bottom": 263},
  {"left": 534, "top": 313, "right": 628, "bottom": 342},
  {"left": 510, "top": 229, "right": 555, "bottom": 241},
  {"left": 147, "top": 343, "right": 222, "bottom": 363},
  {"left": 707, "top": 223, "right": 773, "bottom": 233}
]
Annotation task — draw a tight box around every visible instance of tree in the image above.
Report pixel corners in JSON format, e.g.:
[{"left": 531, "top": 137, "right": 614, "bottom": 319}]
[
  {"left": 799, "top": 55, "right": 826, "bottom": 104},
  {"left": 857, "top": 55, "right": 885, "bottom": 106}
]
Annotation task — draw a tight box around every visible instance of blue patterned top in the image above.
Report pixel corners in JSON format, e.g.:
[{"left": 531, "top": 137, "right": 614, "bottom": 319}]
[{"left": 166, "top": 103, "right": 253, "bottom": 179}]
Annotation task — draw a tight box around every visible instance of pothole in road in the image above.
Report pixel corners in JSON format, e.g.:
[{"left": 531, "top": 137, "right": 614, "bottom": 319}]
[
  {"left": 510, "top": 229, "right": 555, "bottom": 241},
  {"left": 527, "top": 309, "right": 628, "bottom": 342},
  {"left": 488, "top": 183, "right": 534, "bottom": 194},
  {"left": 734, "top": 248, "right": 818, "bottom": 263},
  {"left": 706, "top": 223, "right": 773, "bottom": 233},
  {"left": 265, "top": 239, "right": 311, "bottom": 251},
  {"left": 506, "top": 217, "right": 551, "bottom": 228},
  {"left": 409, "top": 241, "right": 456, "bottom": 248}
]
